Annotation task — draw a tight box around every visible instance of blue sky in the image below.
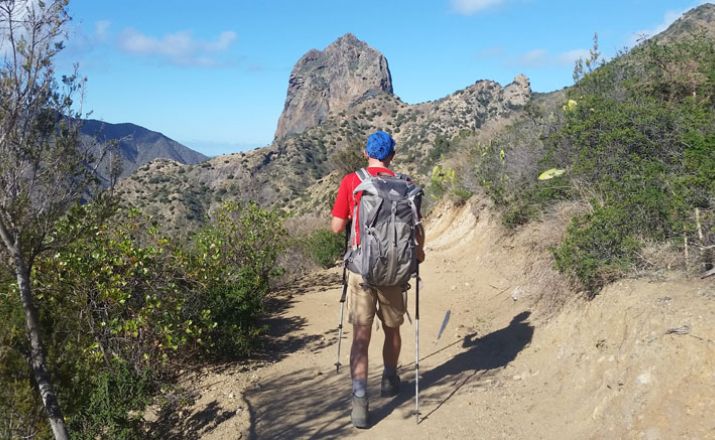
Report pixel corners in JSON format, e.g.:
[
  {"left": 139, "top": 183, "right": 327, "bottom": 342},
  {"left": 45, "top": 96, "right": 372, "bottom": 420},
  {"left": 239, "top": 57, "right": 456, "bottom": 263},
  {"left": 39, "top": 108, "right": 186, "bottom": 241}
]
[{"left": 61, "top": 0, "right": 710, "bottom": 156}]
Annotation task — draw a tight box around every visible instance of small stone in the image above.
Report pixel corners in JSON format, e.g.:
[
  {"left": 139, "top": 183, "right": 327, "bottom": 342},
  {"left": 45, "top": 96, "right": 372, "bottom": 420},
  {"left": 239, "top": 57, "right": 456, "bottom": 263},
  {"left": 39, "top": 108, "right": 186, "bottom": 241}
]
[{"left": 637, "top": 371, "right": 652, "bottom": 385}]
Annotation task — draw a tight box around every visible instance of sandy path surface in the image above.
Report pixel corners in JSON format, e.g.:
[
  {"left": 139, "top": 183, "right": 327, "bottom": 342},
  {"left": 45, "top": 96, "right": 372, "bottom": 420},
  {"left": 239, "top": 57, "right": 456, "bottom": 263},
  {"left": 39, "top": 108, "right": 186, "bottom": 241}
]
[{"left": 164, "top": 200, "right": 715, "bottom": 439}]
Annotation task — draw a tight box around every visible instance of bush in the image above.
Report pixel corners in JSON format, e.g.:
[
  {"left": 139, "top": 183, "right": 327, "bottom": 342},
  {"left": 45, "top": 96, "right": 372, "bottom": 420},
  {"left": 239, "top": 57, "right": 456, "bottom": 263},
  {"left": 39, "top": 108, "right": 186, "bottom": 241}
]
[
  {"left": 427, "top": 165, "right": 474, "bottom": 208},
  {"left": 303, "top": 229, "right": 345, "bottom": 268},
  {"left": 192, "top": 201, "right": 286, "bottom": 358},
  {"left": 1, "top": 200, "right": 288, "bottom": 436},
  {"left": 549, "top": 35, "right": 715, "bottom": 293},
  {"left": 68, "top": 362, "right": 151, "bottom": 440},
  {"left": 553, "top": 206, "right": 642, "bottom": 295}
]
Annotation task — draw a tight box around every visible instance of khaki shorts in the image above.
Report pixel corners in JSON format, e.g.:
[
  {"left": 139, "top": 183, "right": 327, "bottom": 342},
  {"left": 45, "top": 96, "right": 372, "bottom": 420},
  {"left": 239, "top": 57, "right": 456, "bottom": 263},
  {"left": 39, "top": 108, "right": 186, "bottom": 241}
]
[{"left": 347, "top": 272, "right": 406, "bottom": 328}]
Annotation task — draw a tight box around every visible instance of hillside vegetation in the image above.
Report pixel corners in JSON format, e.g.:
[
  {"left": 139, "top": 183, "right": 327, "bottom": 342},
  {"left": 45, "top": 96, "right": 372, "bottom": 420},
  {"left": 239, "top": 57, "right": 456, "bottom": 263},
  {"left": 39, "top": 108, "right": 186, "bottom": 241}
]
[{"left": 452, "top": 32, "right": 715, "bottom": 293}]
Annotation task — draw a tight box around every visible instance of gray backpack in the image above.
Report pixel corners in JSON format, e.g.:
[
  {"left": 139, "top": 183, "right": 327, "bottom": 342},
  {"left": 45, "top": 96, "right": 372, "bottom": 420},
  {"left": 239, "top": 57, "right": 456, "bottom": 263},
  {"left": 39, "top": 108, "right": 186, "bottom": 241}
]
[{"left": 345, "top": 168, "right": 423, "bottom": 287}]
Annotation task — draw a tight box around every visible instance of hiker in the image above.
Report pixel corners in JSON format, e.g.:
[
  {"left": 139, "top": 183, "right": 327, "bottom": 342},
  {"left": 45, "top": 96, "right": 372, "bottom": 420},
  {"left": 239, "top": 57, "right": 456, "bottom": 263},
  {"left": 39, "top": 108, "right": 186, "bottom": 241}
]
[{"left": 330, "top": 130, "right": 425, "bottom": 428}]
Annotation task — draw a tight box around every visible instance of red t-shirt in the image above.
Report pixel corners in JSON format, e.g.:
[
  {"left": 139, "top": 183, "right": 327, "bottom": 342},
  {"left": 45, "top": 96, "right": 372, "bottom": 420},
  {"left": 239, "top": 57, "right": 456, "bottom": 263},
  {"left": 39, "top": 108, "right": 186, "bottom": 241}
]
[{"left": 331, "top": 167, "right": 395, "bottom": 245}]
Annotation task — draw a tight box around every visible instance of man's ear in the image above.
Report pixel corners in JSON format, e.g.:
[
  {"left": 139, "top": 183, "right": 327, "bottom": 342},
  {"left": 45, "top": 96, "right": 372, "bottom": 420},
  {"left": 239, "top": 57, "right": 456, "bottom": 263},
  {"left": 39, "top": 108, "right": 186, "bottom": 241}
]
[{"left": 363, "top": 151, "right": 369, "bottom": 159}]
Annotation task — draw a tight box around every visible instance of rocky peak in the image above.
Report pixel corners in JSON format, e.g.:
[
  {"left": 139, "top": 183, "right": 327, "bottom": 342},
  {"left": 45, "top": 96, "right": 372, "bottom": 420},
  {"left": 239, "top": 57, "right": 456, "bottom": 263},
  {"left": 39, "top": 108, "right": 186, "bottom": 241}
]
[
  {"left": 274, "top": 33, "right": 393, "bottom": 140},
  {"left": 503, "top": 74, "right": 531, "bottom": 109}
]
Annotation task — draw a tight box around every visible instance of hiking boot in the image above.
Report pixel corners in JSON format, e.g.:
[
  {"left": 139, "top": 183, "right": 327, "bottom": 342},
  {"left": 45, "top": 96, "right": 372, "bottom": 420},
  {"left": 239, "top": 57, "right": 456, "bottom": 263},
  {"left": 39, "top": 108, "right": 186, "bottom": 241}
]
[
  {"left": 351, "top": 394, "right": 369, "bottom": 429},
  {"left": 380, "top": 372, "right": 401, "bottom": 397}
]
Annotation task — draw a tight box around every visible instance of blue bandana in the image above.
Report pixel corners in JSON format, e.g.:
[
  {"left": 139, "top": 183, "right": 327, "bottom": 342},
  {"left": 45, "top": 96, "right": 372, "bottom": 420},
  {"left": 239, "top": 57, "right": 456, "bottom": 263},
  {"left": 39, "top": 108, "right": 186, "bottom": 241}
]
[{"left": 365, "top": 131, "right": 395, "bottom": 161}]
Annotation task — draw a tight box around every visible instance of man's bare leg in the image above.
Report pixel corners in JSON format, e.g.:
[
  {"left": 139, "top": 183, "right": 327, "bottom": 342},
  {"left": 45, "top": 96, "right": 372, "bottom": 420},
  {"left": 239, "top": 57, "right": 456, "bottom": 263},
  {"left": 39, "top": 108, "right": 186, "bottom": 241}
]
[
  {"left": 350, "top": 324, "right": 372, "bottom": 395},
  {"left": 381, "top": 324, "right": 402, "bottom": 396},
  {"left": 350, "top": 323, "right": 372, "bottom": 428},
  {"left": 382, "top": 325, "right": 401, "bottom": 369}
]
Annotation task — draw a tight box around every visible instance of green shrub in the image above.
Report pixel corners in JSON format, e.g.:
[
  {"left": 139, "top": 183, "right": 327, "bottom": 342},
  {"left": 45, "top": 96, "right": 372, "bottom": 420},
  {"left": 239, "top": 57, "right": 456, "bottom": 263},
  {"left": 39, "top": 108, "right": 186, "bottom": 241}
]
[
  {"left": 0, "top": 200, "right": 289, "bottom": 436},
  {"left": 429, "top": 165, "right": 473, "bottom": 203},
  {"left": 548, "top": 35, "right": 715, "bottom": 293},
  {"left": 303, "top": 229, "right": 345, "bottom": 268},
  {"left": 192, "top": 201, "right": 286, "bottom": 358},
  {"left": 68, "top": 362, "right": 151, "bottom": 440},
  {"left": 554, "top": 206, "right": 642, "bottom": 295}
]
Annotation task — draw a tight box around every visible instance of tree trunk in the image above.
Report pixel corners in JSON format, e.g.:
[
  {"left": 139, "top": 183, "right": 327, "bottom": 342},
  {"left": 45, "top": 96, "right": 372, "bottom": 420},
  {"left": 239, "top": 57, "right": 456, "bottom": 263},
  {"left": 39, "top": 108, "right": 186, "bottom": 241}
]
[{"left": 15, "top": 262, "right": 69, "bottom": 440}]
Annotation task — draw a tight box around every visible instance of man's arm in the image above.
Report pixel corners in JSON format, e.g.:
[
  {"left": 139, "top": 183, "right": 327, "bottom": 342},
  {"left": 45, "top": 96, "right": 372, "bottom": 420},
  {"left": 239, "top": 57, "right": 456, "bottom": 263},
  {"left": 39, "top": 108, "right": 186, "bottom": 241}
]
[
  {"left": 416, "top": 224, "right": 426, "bottom": 263},
  {"left": 331, "top": 216, "right": 348, "bottom": 234},
  {"left": 331, "top": 174, "right": 352, "bottom": 234}
]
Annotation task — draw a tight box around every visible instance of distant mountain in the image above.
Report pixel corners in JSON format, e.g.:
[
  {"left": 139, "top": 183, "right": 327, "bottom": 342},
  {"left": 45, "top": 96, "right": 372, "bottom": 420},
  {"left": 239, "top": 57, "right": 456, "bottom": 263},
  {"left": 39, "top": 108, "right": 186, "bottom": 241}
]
[
  {"left": 655, "top": 3, "right": 715, "bottom": 43},
  {"left": 80, "top": 119, "right": 208, "bottom": 178}
]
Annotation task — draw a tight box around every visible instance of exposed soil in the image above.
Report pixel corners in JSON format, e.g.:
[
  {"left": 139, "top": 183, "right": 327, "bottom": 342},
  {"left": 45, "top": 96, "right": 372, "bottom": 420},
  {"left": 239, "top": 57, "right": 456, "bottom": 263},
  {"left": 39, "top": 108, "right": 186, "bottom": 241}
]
[{"left": 150, "top": 198, "right": 715, "bottom": 439}]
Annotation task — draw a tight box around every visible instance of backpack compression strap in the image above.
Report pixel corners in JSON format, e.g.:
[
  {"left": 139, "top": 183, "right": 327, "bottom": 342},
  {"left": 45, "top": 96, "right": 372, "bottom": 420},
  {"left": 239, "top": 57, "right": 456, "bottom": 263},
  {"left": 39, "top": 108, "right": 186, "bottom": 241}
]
[{"left": 350, "top": 168, "right": 370, "bottom": 249}]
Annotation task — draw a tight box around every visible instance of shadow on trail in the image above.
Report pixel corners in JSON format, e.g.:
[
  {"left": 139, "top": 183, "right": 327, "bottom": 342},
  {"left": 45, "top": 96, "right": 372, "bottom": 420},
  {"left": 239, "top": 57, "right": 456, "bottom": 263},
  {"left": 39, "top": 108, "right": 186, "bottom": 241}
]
[
  {"left": 373, "top": 310, "right": 535, "bottom": 424},
  {"left": 256, "top": 271, "right": 342, "bottom": 363},
  {"left": 145, "top": 390, "right": 238, "bottom": 439},
  {"left": 145, "top": 272, "right": 343, "bottom": 438},
  {"left": 245, "top": 311, "right": 534, "bottom": 438}
]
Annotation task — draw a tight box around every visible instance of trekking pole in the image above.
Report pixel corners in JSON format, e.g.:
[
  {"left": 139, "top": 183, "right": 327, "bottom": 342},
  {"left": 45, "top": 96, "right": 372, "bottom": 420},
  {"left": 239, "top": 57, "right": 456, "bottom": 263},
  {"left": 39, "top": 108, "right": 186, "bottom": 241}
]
[
  {"left": 415, "top": 263, "right": 420, "bottom": 424},
  {"left": 335, "top": 222, "right": 351, "bottom": 374}
]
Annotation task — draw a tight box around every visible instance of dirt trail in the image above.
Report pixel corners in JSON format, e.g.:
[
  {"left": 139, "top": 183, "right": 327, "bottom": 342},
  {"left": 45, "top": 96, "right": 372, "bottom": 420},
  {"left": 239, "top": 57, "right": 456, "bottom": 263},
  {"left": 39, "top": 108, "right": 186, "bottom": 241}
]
[{"left": 170, "top": 199, "right": 715, "bottom": 439}]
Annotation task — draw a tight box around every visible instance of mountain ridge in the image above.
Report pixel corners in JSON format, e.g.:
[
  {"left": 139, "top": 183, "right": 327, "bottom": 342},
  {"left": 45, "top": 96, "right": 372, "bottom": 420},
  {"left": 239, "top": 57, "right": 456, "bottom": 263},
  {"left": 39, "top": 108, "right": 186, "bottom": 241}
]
[{"left": 81, "top": 118, "right": 208, "bottom": 178}]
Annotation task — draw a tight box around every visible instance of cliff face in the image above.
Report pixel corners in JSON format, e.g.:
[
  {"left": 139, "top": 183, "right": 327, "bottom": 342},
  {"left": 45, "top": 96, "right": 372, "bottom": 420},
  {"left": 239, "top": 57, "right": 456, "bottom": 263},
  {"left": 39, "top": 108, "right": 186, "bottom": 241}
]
[{"left": 274, "top": 33, "right": 393, "bottom": 140}]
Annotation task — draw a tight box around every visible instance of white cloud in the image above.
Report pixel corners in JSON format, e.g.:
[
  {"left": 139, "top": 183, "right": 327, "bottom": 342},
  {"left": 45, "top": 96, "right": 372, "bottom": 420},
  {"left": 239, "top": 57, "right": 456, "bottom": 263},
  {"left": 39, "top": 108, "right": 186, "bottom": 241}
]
[
  {"left": 514, "top": 48, "right": 589, "bottom": 68},
  {"left": 94, "top": 20, "right": 111, "bottom": 42},
  {"left": 476, "top": 45, "right": 590, "bottom": 68},
  {"left": 558, "top": 49, "right": 591, "bottom": 64},
  {"left": 451, "top": 0, "right": 506, "bottom": 15},
  {"left": 477, "top": 46, "right": 505, "bottom": 57},
  {"left": 117, "top": 29, "right": 237, "bottom": 67},
  {"left": 519, "top": 49, "right": 548, "bottom": 66}
]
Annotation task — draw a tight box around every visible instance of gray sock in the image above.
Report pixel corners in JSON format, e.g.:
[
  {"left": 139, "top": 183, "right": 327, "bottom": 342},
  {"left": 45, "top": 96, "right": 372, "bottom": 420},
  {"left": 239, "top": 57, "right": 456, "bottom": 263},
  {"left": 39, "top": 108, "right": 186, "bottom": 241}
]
[
  {"left": 383, "top": 366, "right": 397, "bottom": 377},
  {"left": 352, "top": 379, "right": 367, "bottom": 397}
]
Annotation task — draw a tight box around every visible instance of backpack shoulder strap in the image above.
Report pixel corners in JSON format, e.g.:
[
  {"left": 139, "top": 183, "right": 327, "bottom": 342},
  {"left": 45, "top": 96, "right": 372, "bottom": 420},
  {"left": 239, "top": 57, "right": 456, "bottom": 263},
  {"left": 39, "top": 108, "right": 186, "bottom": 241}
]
[{"left": 355, "top": 168, "right": 370, "bottom": 182}]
